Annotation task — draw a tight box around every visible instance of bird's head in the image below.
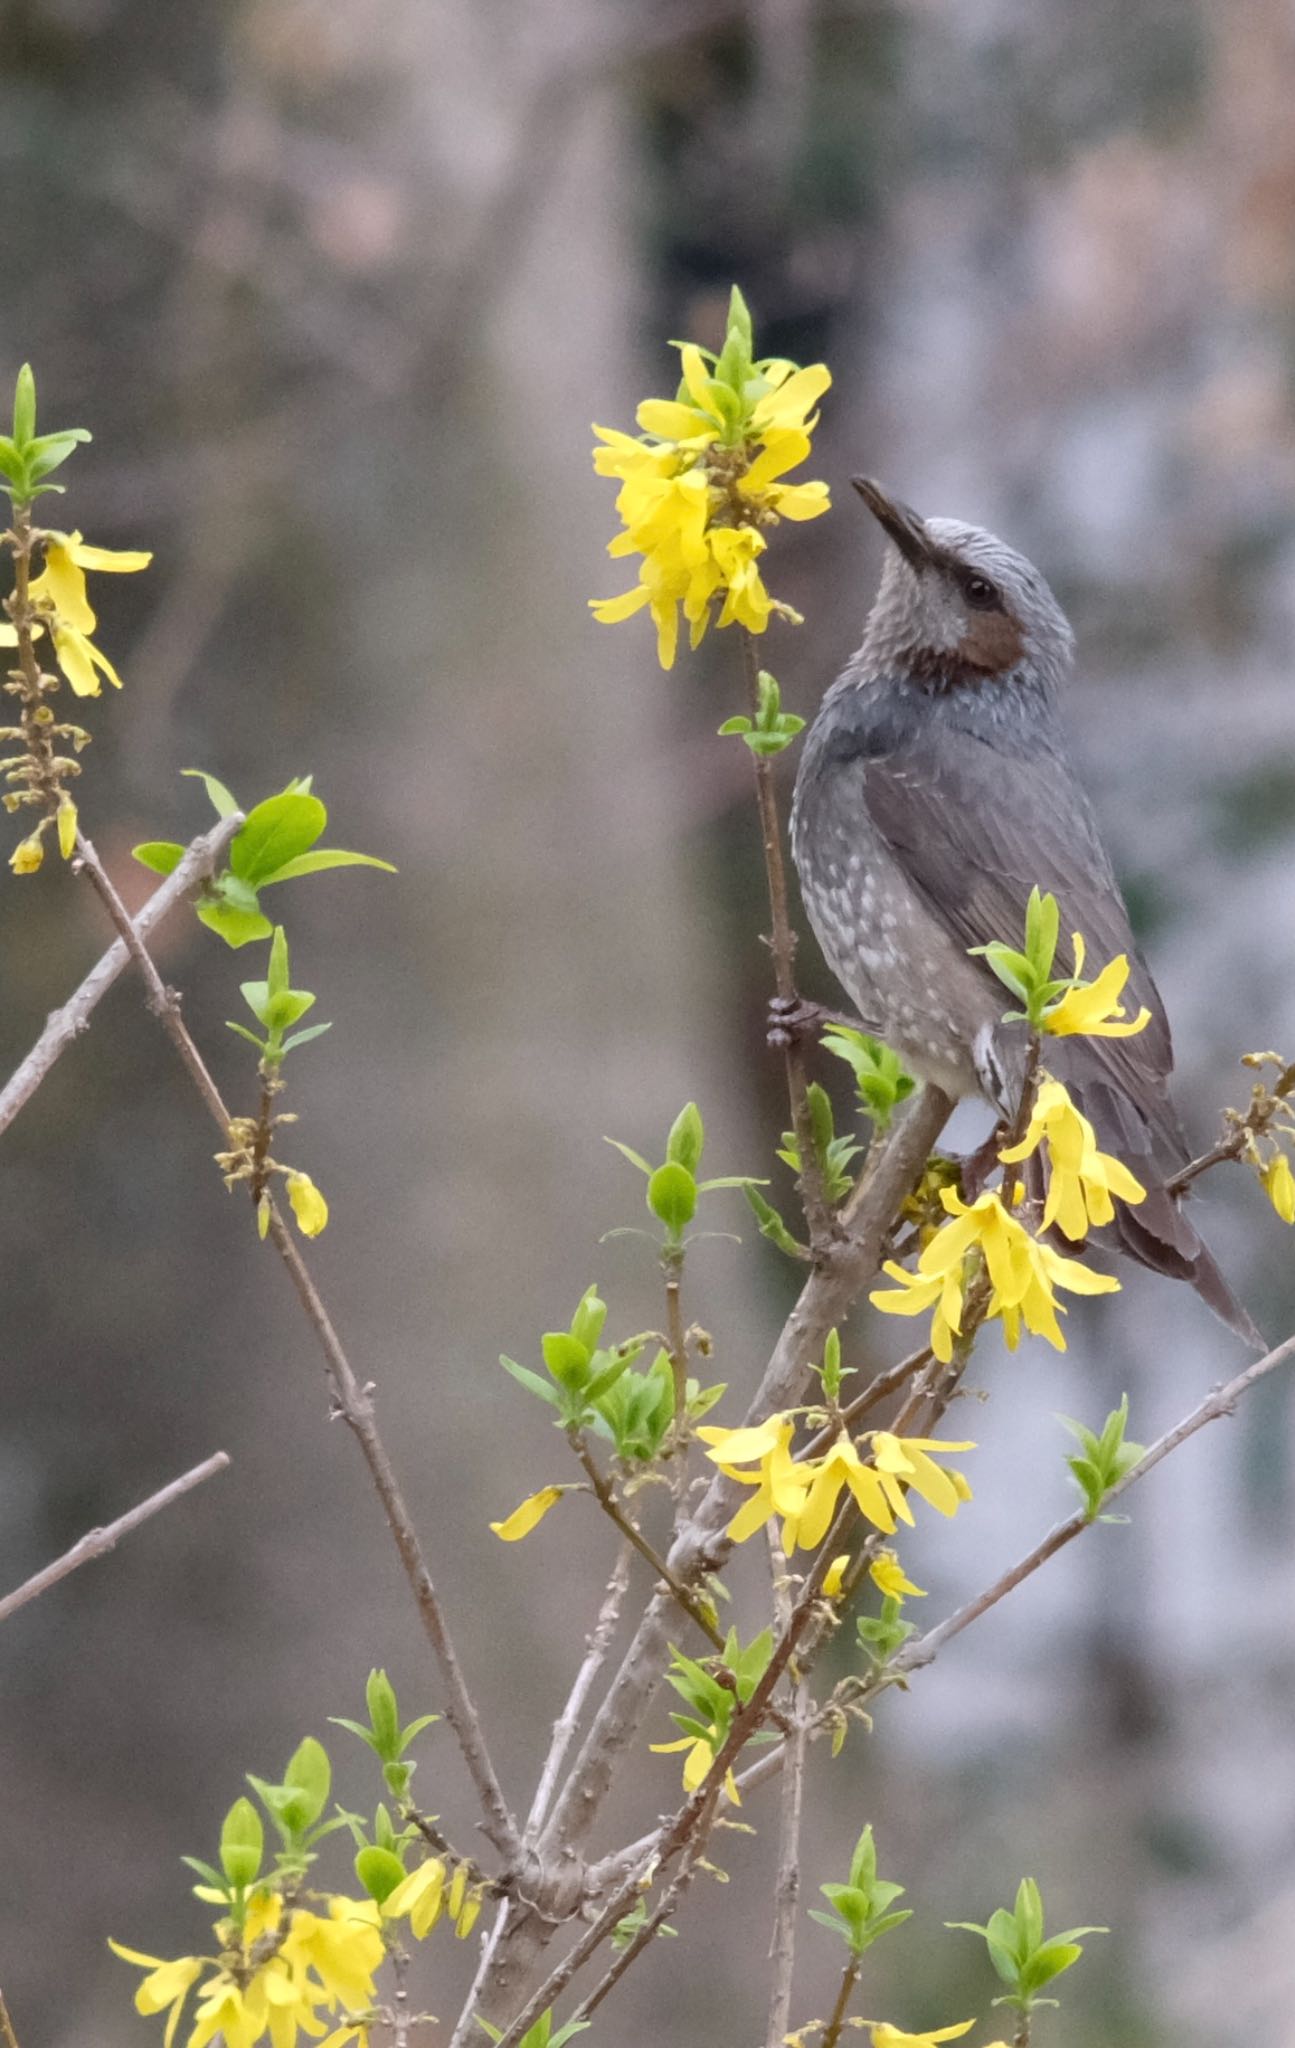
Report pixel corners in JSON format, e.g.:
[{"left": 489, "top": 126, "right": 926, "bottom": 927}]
[{"left": 852, "top": 477, "right": 1075, "bottom": 698}]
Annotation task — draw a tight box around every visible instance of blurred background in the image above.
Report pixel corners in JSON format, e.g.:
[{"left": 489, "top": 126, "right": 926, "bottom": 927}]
[{"left": 2, "top": 0, "right": 1294, "bottom": 2041}]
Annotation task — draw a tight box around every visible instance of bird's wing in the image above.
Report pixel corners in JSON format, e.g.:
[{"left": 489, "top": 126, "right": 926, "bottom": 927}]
[{"left": 840, "top": 706, "right": 1183, "bottom": 1154}]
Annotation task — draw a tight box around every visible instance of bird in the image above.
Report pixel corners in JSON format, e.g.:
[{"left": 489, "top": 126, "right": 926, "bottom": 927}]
[{"left": 786, "top": 475, "right": 1261, "bottom": 1346}]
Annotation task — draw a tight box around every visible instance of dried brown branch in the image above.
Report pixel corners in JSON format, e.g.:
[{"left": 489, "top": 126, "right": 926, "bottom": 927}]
[
  {"left": 525, "top": 1540, "right": 633, "bottom": 1842},
  {"left": 0, "top": 1453, "right": 229, "bottom": 1626},
  {"left": 0, "top": 814, "right": 242, "bottom": 1139},
  {"left": 70, "top": 832, "right": 519, "bottom": 1858}
]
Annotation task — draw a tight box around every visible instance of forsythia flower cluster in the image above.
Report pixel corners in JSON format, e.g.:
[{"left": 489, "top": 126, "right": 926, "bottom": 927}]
[
  {"left": 590, "top": 287, "right": 829, "bottom": 668},
  {"left": 696, "top": 1419, "right": 973, "bottom": 1551},
  {"left": 871, "top": 1058, "right": 1149, "bottom": 1362},
  {"left": 2, "top": 529, "right": 149, "bottom": 873},
  {"left": 112, "top": 1862, "right": 483, "bottom": 2048},
  {"left": 870, "top": 1184, "right": 1120, "bottom": 1359},
  {"left": 111, "top": 1893, "right": 384, "bottom": 2048}
]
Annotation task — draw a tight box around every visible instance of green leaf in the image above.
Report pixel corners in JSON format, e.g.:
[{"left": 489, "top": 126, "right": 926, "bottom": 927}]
[
  {"left": 231, "top": 793, "right": 327, "bottom": 886},
  {"left": 262, "top": 848, "right": 397, "bottom": 885},
  {"left": 366, "top": 1671, "right": 401, "bottom": 1757},
  {"left": 355, "top": 1845, "right": 407, "bottom": 1904},
  {"left": 743, "top": 1183, "right": 805, "bottom": 1259},
  {"left": 226, "top": 1021, "right": 270, "bottom": 1053},
  {"left": 281, "top": 1022, "right": 334, "bottom": 1053},
  {"left": 132, "top": 840, "right": 186, "bottom": 877},
  {"left": 647, "top": 1161, "right": 697, "bottom": 1235},
  {"left": 398, "top": 1712, "right": 441, "bottom": 1750},
  {"left": 219, "top": 1797, "right": 263, "bottom": 1887},
  {"left": 284, "top": 1737, "right": 331, "bottom": 1827},
  {"left": 197, "top": 898, "right": 274, "bottom": 948},
  {"left": 541, "top": 1332, "right": 591, "bottom": 1389},
  {"left": 182, "top": 767, "right": 241, "bottom": 818},
  {"left": 12, "top": 364, "right": 36, "bottom": 445},
  {"left": 666, "top": 1102, "right": 705, "bottom": 1175},
  {"left": 25, "top": 435, "right": 85, "bottom": 484},
  {"left": 605, "top": 1136, "right": 652, "bottom": 1175},
  {"left": 500, "top": 1356, "right": 563, "bottom": 1410},
  {"left": 569, "top": 1285, "right": 607, "bottom": 1356},
  {"left": 717, "top": 716, "right": 752, "bottom": 736}
]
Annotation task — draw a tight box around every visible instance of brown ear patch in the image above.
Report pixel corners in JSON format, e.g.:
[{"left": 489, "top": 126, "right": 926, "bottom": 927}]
[{"left": 958, "top": 608, "right": 1025, "bottom": 674}]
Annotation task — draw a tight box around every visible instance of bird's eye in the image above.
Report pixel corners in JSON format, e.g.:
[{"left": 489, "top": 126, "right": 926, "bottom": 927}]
[{"left": 962, "top": 573, "right": 1000, "bottom": 610}]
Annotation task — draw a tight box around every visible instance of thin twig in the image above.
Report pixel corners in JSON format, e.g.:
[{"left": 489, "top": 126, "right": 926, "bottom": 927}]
[
  {"left": 447, "top": 1901, "right": 510, "bottom": 2048},
  {"left": 526, "top": 1542, "right": 633, "bottom": 1840},
  {"left": 0, "top": 1453, "right": 229, "bottom": 1625},
  {"left": 888, "top": 1323, "right": 1295, "bottom": 1684},
  {"left": 765, "top": 1679, "right": 808, "bottom": 2048},
  {"left": 738, "top": 629, "right": 833, "bottom": 1248},
  {"left": 0, "top": 814, "right": 242, "bottom": 1139},
  {"left": 568, "top": 1434, "right": 723, "bottom": 1649},
  {"left": 493, "top": 1527, "right": 847, "bottom": 2048},
  {"left": 820, "top": 1956, "right": 863, "bottom": 2048},
  {"left": 71, "top": 834, "right": 519, "bottom": 1858},
  {"left": 571, "top": 1819, "right": 713, "bottom": 2024}
]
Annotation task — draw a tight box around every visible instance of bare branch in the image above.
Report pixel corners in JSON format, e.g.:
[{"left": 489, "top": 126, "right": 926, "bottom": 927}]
[
  {"left": 568, "top": 1434, "right": 723, "bottom": 1649},
  {"left": 0, "top": 1453, "right": 230, "bottom": 1626},
  {"left": 765, "top": 1678, "right": 808, "bottom": 2048},
  {"left": 891, "top": 1324, "right": 1295, "bottom": 1683},
  {"left": 0, "top": 814, "right": 242, "bottom": 1139},
  {"left": 71, "top": 832, "right": 520, "bottom": 1859},
  {"left": 526, "top": 1541, "right": 633, "bottom": 1840}
]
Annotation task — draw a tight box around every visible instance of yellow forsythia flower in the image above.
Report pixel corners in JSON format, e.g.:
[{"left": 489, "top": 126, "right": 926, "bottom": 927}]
[
  {"left": 489, "top": 1484, "right": 567, "bottom": 1541},
  {"left": 821, "top": 1553, "right": 851, "bottom": 1598},
  {"left": 286, "top": 1171, "right": 329, "bottom": 1237},
  {"left": 385, "top": 1856, "right": 447, "bottom": 1938},
  {"left": 869, "top": 1550, "right": 927, "bottom": 1601},
  {"left": 998, "top": 1076, "right": 1145, "bottom": 1239},
  {"left": 26, "top": 531, "right": 152, "bottom": 698},
  {"left": 590, "top": 291, "right": 829, "bottom": 669},
  {"left": 870, "top": 2024, "right": 975, "bottom": 2048},
  {"left": 696, "top": 1415, "right": 813, "bottom": 1547},
  {"left": 1043, "top": 934, "right": 1152, "bottom": 1038},
  {"left": 57, "top": 797, "right": 78, "bottom": 860},
  {"left": 1262, "top": 1152, "right": 1295, "bottom": 1224},
  {"left": 9, "top": 832, "right": 44, "bottom": 874},
  {"left": 871, "top": 1187, "right": 1120, "bottom": 1358}
]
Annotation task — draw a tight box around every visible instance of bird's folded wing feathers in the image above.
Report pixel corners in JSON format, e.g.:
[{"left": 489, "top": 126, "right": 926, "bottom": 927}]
[{"left": 851, "top": 713, "right": 1186, "bottom": 1161}]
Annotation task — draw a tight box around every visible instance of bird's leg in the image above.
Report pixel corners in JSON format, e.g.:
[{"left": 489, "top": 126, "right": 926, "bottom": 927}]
[
  {"left": 766, "top": 993, "right": 869, "bottom": 1051},
  {"left": 958, "top": 1124, "right": 1008, "bottom": 1201}
]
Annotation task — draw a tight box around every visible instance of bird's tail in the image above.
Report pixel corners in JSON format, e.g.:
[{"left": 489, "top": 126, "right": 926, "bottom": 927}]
[{"left": 1032, "top": 1069, "right": 1265, "bottom": 1350}]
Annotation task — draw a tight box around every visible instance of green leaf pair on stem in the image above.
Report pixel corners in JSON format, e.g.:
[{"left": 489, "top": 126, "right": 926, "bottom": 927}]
[
  {"left": 608, "top": 1101, "right": 758, "bottom": 1248},
  {"left": 0, "top": 363, "right": 91, "bottom": 504},
  {"left": 228, "top": 926, "right": 331, "bottom": 1068},
  {"left": 718, "top": 669, "right": 805, "bottom": 757},
  {"left": 1061, "top": 1395, "right": 1145, "bottom": 1522},
  {"left": 134, "top": 770, "right": 395, "bottom": 949},
  {"left": 948, "top": 1875, "right": 1106, "bottom": 2014},
  {"left": 972, "top": 886, "right": 1078, "bottom": 1029},
  {"left": 810, "top": 1823, "right": 911, "bottom": 1957}
]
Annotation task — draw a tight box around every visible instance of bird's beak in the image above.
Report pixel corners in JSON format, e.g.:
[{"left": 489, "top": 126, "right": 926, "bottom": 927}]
[{"left": 851, "top": 477, "right": 934, "bottom": 569}]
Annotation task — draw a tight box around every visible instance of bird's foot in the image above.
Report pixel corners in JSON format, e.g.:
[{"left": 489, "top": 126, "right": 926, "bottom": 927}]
[{"left": 767, "top": 993, "right": 864, "bottom": 1051}]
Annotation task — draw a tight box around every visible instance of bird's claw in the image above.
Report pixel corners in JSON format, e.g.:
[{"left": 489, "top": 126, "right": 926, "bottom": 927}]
[{"left": 767, "top": 993, "right": 861, "bottom": 1051}]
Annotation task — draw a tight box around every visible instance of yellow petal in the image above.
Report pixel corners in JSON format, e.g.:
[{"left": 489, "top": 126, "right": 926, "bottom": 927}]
[
  {"left": 1262, "top": 1153, "right": 1295, "bottom": 1224},
  {"left": 590, "top": 585, "right": 651, "bottom": 624},
  {"left": 57, "top": 799, "right": 78, "bottom": 860},
  {"left": 489, "top": 1485, "right": 566, "bottom": 1541},
  {"left": 286, "top": 1172, "right": 329, "bottom": 1237}
]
